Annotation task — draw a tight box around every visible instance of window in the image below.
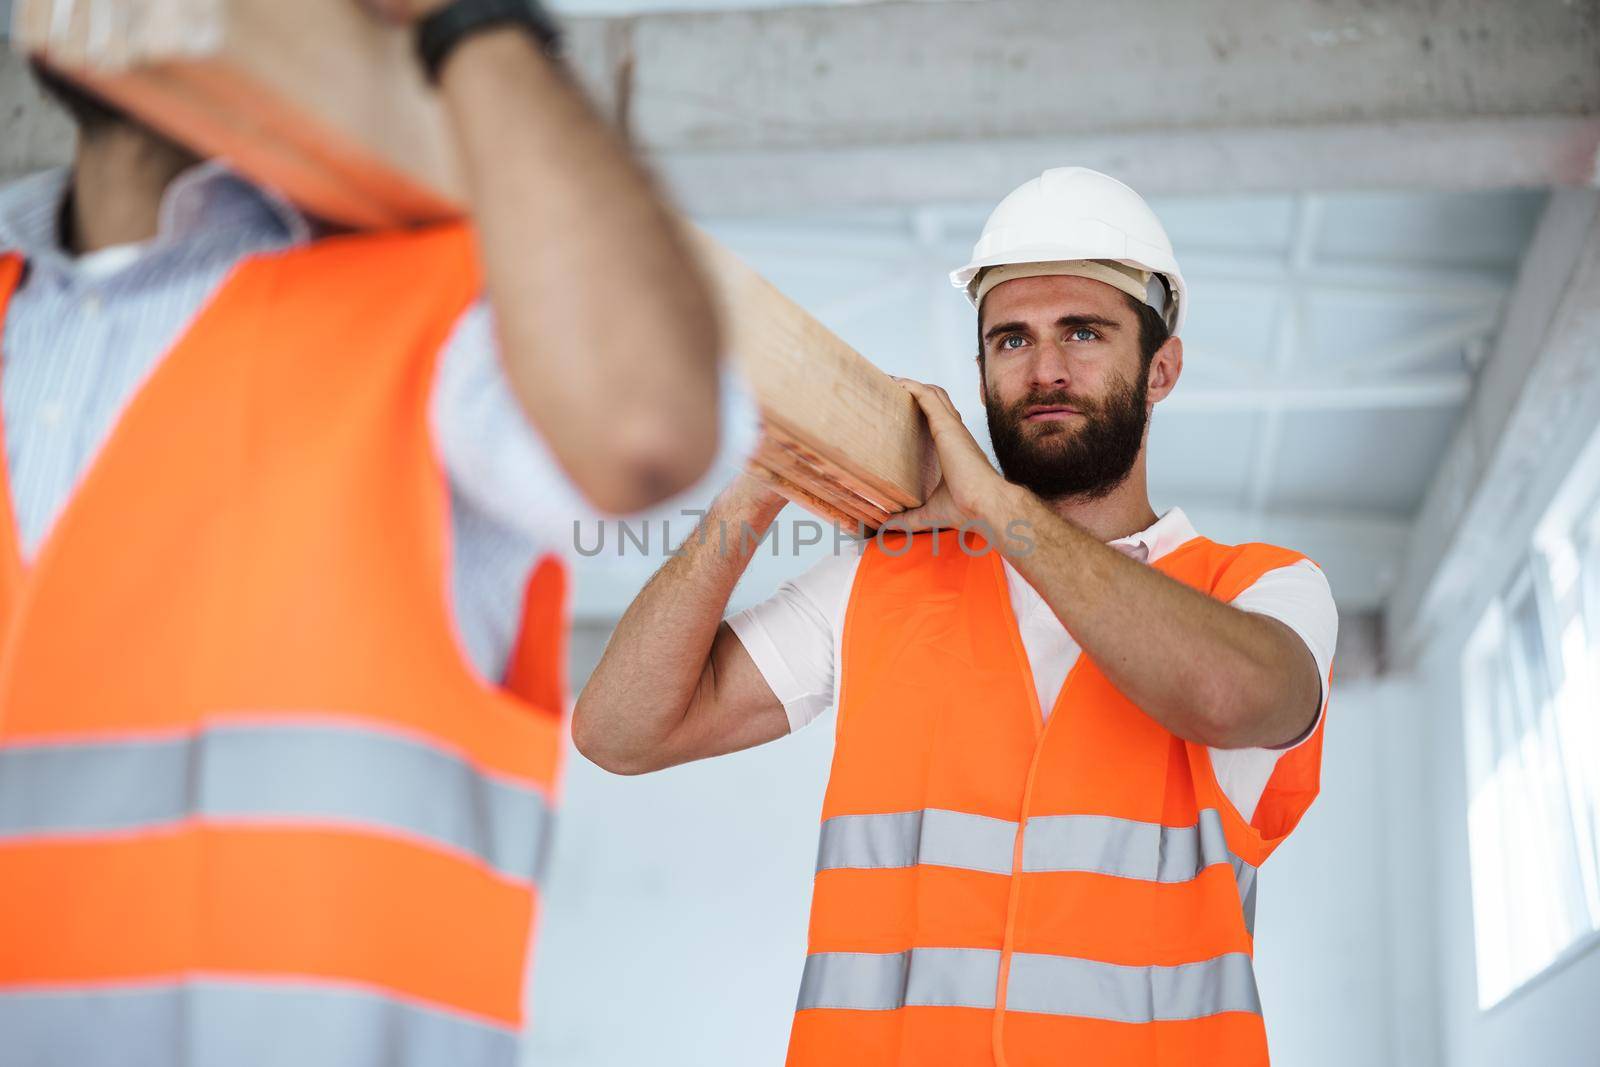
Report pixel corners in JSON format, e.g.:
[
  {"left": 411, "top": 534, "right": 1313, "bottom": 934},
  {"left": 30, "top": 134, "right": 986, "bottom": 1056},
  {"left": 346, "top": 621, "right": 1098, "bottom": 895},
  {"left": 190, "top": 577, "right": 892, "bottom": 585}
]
[{"left": 1462, "top": 495, "right": 1600, "bottom": 1009}]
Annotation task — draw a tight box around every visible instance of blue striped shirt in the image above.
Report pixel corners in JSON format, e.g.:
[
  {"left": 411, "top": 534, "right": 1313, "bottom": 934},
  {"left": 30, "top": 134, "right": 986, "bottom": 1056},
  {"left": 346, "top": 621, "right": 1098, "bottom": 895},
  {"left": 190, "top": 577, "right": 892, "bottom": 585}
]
[{"left": 0, "top": 161, "right": 597, "bottom": 682}]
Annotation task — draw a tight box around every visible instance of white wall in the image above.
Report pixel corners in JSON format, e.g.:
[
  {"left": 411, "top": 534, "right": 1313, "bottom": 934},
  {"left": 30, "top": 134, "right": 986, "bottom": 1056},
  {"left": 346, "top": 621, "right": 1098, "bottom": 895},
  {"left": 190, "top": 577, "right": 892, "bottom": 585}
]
[
  {"left": 521, "top": 622, "right": 834, "bottom": 1066},
  {"left": 1420, "top": 624, "right": 1600, "bottom": 1067},
  {"left": 522, "top": 625, "right": 1429, "bottom": 1066},
  {"left": 1256, "top": 675, "right": 1438, "bottom": 1067}
]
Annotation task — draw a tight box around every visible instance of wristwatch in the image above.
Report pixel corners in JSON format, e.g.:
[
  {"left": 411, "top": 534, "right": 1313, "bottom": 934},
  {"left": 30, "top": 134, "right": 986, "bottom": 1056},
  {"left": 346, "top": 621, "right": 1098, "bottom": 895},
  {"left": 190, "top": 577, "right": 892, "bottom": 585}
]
[{"left": 415, "top": 0, "right": 563, "bottom": 85}]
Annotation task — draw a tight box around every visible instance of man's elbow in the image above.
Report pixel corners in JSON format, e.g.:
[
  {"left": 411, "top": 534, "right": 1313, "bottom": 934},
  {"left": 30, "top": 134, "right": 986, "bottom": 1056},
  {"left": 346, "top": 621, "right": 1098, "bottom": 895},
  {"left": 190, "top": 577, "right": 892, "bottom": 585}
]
[
  {"left": 577, "top": 414, "right": 719, "bottom": 515},
  {"left": 578, "top": 746, "right": 659, "bottom": 777},
  {"left": 1184, "top": 666, "right": 1304, "bottom": 750},
  {"left": 622, "top": 421, "right": 720, "bottom": 509},
  {"left": 570, "top": 711, "right": 662, "bottom": 777},
  {"left": 572, "top": 703, "right": 678, "bottom": 780},
  {"left": 1181, "top": 671, "right": 1273, "bottom": 749}
]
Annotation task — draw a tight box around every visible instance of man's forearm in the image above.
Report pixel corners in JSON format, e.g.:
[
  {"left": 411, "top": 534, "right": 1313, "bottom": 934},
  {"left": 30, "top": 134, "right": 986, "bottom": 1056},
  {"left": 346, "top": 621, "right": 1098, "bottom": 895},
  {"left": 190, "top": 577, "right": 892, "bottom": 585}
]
[
  {"left": 572, "top": 478, "right": 785, "bottom": 771},
  {"left": 438, "top": 28, "right": 720, "bottom": 513},
  {"left": 977, "top": 484, "right": 1319, "bottom": 748}
]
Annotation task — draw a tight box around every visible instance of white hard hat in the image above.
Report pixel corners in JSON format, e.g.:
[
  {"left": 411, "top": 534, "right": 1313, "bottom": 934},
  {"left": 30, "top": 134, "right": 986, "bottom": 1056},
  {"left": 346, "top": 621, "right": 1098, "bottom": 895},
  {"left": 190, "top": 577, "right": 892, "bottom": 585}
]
[{"left": 950, "top": 167, "right": 1187, "bottom": 336}]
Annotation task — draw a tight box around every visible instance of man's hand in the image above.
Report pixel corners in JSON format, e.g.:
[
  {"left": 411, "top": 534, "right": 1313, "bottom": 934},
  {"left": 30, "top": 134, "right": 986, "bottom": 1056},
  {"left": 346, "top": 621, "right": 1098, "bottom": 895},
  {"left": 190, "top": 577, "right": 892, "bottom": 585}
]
[{"left": 893, "top": 377, "right": 1013, "bottom": 532}]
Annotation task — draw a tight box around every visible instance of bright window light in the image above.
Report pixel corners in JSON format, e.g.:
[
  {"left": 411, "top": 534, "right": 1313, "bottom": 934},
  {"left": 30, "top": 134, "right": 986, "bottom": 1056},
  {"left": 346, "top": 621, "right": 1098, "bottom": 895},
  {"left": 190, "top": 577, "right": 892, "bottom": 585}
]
[{"left": 1463, "top": 498, "right": 1600, "bottom": 1009}]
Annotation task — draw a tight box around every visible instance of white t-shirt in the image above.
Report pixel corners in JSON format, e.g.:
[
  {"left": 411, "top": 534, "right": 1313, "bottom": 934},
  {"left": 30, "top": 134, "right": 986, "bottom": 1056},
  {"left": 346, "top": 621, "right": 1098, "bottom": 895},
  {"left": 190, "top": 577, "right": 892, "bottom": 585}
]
[{"left": 727, "top": 508, "right": 1338, "bottom": 824}]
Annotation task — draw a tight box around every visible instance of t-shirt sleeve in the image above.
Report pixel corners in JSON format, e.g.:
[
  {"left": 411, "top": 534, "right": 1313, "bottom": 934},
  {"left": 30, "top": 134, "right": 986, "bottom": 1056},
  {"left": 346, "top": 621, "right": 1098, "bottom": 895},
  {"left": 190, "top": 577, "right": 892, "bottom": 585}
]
[
  {"left": 725, "top": 545, "right": 864, "bottom": 733},
  {"left": 1206, "top": 559, "right": 1339, "bottom": 823}
]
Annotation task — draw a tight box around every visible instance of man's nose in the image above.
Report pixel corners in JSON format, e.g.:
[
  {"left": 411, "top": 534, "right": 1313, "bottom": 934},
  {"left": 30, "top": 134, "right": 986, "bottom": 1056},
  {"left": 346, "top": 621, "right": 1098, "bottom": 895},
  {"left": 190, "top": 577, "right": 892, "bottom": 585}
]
[{"left": 1030, "top": 343, "right": 1073, "bottom": 389}]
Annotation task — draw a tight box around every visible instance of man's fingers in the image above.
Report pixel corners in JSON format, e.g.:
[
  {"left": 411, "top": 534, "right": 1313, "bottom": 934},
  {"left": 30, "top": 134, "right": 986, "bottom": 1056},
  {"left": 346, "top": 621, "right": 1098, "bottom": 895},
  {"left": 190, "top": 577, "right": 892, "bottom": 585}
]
[
  {"left": 896, "top": 377, "right": 964, "bottom": 425},
  {"left": 895, "top": 377, "right": 956, "bottom": 426},
  {"left": 892, "top": 506, "right": 930, "bottom": 530},
  {"left": 893, "top": 376, "right": 931, "bottom": 404},
  {"left": 893, "top": 500, "right": 949, "bottom": 531}
]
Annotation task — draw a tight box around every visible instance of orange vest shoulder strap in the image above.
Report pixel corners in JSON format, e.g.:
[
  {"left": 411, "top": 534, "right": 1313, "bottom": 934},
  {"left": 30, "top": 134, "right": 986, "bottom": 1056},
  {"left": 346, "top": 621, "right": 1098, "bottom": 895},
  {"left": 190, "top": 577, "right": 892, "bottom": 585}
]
[
  {"left": 1153, "top": 535, "right": 1311, "bottom": 598},
  {"left": 280, "top": 224, "right": 478, "bottom": 308},
  {"left": 1165, "top": 538, "right": 1329, "bottom": 857},
  {"left": 503, "top": 553, "right": 569, "bottom": 715},
  {"left": 0, "top": 253, "right": 26, "bottom": 624},
  {"left": 0, "top": 253, "right": 21, "bottom": 296},
  {"left": 253, "top": 226, "right": 563, "bottom": 717}
]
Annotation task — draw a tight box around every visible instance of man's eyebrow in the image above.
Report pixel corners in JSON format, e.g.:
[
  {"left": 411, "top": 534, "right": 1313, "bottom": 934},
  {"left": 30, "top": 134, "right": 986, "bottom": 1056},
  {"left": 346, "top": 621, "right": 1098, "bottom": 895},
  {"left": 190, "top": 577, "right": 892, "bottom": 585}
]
[
  {"left": 1056, "top": 314, "right": 1122, "bottom": 331},
  {"left": 983, "top": 314, "right": 1122, "bottom": 342},
  {"left": 983, "top": 320, "right": 1028, "bottom": 342}
]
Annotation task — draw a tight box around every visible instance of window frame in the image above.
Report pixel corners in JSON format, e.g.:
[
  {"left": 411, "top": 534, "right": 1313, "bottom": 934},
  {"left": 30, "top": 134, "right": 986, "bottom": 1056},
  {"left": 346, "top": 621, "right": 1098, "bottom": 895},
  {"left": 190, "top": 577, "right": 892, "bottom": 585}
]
[{"left": 1462, "top": 503, "right": 1600, "bottom": 1012}]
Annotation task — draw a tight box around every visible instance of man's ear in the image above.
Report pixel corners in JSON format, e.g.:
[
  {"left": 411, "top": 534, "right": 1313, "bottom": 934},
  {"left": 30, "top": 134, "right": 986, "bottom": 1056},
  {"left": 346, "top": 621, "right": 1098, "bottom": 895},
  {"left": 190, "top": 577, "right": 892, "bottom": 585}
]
[{"left": 1146, "top": 334, "right": 1183, "bottom": 405}]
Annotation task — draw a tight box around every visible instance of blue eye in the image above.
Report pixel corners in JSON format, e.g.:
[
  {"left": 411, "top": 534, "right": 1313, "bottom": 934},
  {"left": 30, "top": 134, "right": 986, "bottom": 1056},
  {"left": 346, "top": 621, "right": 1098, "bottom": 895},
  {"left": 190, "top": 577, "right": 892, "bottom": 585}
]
[
  {"left": 1068, "top": 327, "right": 1099, "bottom": 342},
  {"left": 1000, "top": 335, "right": 1027, "bottom": 350}
]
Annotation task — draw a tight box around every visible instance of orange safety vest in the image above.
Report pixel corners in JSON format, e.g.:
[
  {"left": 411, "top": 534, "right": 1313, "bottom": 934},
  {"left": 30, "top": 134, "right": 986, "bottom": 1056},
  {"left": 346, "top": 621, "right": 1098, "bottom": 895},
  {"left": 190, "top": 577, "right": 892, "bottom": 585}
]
[
  {"left": 789, "top": 529, "right": 1328, "bottom": 1067},
  {"left": 0, "top": 227, "right": 567, "bottom": 1065}
]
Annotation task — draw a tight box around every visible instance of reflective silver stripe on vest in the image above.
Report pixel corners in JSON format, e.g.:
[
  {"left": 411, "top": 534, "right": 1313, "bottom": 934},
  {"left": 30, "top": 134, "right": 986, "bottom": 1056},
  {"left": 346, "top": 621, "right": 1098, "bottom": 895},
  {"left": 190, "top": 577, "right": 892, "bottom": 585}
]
[
  {"left": 0, "top": 979, "right": 519, "bottom": 1067},
  {"left": 796, "top": 949, "right": 1001, "bottom": 1011},
  {"left": 814, "top": 807, "right": 1258, "bottom": 930},
  {"left": 1005, "top": 951, "right": 1261, "bottom": 1022},
  {"left": 795, "top": 949, "right": 1260, "bottom": 1022},
  {"left": 1236, "top": 861, "right": 1259, "bottom": 936},
  {"left": 0, "top": 722, "right": 552, "bottom": 883},
  {"left": 1021, "top": 808, "right": 1233, "bottom": 881},
  {"left": 816, "top": 809, "right": 1017, "bottom": 876}
]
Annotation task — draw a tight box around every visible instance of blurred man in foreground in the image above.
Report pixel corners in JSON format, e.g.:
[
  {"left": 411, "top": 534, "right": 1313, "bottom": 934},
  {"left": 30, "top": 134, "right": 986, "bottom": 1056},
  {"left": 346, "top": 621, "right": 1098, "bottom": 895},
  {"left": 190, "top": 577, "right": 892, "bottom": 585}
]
[{"left": 0, "top": 1, "right": 721, "bottom": 1062}]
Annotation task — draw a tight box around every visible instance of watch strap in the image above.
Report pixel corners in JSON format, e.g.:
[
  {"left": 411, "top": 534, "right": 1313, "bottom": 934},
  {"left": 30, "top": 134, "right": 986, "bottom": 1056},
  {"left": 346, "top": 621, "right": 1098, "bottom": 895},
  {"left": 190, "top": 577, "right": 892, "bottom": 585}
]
[{"left": 416, "top": 0, "right": 562, "bottom": 85}]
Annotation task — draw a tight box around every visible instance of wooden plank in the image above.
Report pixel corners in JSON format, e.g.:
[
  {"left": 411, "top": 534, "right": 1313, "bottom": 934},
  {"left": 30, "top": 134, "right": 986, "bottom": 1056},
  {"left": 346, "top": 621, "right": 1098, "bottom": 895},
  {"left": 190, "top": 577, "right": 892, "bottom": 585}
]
[
  {"left": 685, "top": 230, "right": 937, "bottom": 528},
  {"left": 14, "top": 0, "right": 938, "bottom": 522},
  {"left": 13, "top": 0, "right": 462, "bottom": 226}
]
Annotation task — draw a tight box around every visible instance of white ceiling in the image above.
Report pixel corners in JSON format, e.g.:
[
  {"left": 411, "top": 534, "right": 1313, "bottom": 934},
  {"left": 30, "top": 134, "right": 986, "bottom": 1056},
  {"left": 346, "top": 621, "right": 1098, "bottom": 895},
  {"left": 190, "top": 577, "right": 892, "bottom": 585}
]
[{"left": 569, "top": 188, "right": 1546, "bottom": 618}]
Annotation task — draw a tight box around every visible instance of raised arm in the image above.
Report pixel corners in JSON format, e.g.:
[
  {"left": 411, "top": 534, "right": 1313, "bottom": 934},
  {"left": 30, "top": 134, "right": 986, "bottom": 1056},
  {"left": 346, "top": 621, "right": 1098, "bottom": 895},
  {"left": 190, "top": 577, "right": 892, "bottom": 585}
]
[
  {"left": 895, "top": 378, "right": 1324, "bottom": 750},
  {"left": 993, "top": 489, "right": 1323, "bottom": 748},
  {"left": 572, "top": 475, "right": 792, "bottom": 774},
  {"left": 426, "top": 12, "right": 721, "bottom": 513}
]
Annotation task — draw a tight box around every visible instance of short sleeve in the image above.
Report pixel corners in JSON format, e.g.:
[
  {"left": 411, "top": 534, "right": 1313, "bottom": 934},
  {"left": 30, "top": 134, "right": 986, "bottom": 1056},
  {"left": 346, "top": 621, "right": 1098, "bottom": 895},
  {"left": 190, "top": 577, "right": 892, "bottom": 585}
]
[
  {"left": 725, "top": 546, "right": 864, "bottom": 733},
  {"left": 1231, "top": 559, "right": 1338, "bottom": 724},
  {"left": 1207, "top": 559, "right": 1339, "bottom": 823}
]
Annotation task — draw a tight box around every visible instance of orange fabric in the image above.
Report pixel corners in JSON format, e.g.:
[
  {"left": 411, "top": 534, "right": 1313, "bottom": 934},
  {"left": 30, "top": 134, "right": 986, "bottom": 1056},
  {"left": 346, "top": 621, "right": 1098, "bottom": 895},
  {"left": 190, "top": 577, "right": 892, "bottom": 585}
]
[
  {"left": 505, "top": 553, "right": 570, "bottom": 718},
  {"left": 791, "top": 530, "right": 1328, "bottom": 1066},
  {"left": 1011, "top": 866, "right": 1254, "bottom": 964},
  {"left": 809, "top": 867, "right": 1012, "bottom": 953},
  {"left": 0, "top": 255, "right": 27, "bottom": 652},
  {"left": 790, "top": 1008, "right": 995, "bottom": 1065},
  {"left": 0, "top": 231, "right": 566, "bottom": 1027},
  {"left": 999, "top": 1011, "right": 1270, "bottom": 1067},
  {"left": 0, "top": 828, "right": 533, "bottom": 1022}
]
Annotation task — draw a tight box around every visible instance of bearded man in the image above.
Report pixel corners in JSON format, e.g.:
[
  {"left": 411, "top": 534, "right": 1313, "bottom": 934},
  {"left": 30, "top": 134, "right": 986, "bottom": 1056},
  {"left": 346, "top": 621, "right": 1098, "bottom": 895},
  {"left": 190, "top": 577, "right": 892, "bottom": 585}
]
[{"left": 572, "top": 167, "right": 1338, "bottom": 1067}]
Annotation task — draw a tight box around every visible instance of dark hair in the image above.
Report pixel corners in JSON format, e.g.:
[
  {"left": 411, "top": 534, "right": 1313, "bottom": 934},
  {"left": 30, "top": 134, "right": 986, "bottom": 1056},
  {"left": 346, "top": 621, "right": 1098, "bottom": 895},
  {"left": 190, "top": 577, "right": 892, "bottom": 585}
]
[
  {"left": 976, "top": 289, "right": 1171, "bottom": 373},
  {"left": 1125, "top": 292, "right": 1171, "bottom": 370},
  {"left": 29, "top": 58, "right": 128, "bottom": 132}
]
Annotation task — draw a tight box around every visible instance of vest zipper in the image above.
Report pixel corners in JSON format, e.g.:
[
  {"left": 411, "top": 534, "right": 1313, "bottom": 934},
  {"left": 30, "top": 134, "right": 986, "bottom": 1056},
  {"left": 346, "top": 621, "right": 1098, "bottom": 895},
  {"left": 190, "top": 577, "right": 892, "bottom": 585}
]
[{"left": 987, "top": 552, "right": 1084, "bottom": 1067}]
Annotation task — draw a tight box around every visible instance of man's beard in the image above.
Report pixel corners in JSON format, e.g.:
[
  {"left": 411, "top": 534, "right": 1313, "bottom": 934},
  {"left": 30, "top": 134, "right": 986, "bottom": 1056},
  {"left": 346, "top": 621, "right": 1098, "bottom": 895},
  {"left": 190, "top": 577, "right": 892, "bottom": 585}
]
[{"left": 985, "top": 371, "right": 1149, "bottom": 502}]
